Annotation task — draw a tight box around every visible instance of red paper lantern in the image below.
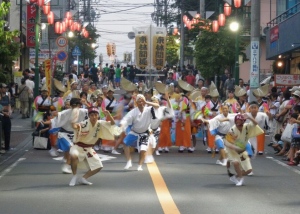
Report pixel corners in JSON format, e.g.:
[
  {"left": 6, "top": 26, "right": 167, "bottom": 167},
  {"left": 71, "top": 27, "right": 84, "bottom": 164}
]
[
  {"left": 47, "top": 11, "right": 54, "bottom": 25},
  {"left": 30, "top": 0, "right": 37, "bottom": 3},
  {"left": 173, "top": 27, "right": 178, "bottom": 35},
  {"left": 212, "top": 20, "right": 219, "bottom": 32},
  {"left": 70, "top": 23, "right": 76, "bottom": 31},
  {"left": 186, "top": 20, "right": 191, "bottom": 30},
  {"left": 67, "top": 19, "right": 73, "bottom": 27},
  {"left": 55, "top": 22, "right": 61, "bottom": 34},
  {"left": 43, "top": 2, "right": 50, "bottom": 15},
  {"left": 218, "top": 14, "right": 226, "bottom": 27},
  {"left": 76, "top": 23, "right": 82, "bottom": 31},
  {"left": 224, "top": 3, "right": 232, "bottom": 16},
  {"left": 61, "top": 21, "right": 66, "bottom": 33},
  {"left": 65, "top": 11, "right": 72, "bottom": 19},
  {"left": 37, "top": 0, "right": 44, "bottom": 7},
  {"left": 234, "top": 0, "right": 242, "bottom": 8},
  {"left": 83, "top": 31, "right": 89, "bottom": 38},
  {"left": 183, "top": 15, "right": 188, "bottom": 23}
]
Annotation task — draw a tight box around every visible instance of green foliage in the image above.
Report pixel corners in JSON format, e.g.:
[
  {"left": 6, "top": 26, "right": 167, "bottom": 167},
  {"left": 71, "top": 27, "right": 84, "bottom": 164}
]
[
  {"left": 0, "top": 2, "right": 21, "bottom": 72},
  {"left": 68, "top": 24, "right": 100, "bottom": 66},
  {"left": 192, "top": 18, "right": 248, "bottom": 79},
  {"left": 166, "top": 35, "right": 180, "bottom": 66}
]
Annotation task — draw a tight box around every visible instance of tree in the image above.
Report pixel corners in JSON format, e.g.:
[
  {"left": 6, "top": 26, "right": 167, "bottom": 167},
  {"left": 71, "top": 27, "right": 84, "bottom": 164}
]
[
  {"left": 68, "top": 24, "right": 100, "bottom": 67},
  {"left": 0, "top": 1, "right": 21, "bottom": 78},
  {"left": 166, "top": 35, "right": 180, "bottom": 66},
  {"left": 193, "top": 19, "right": 248, "bottom": 79}
]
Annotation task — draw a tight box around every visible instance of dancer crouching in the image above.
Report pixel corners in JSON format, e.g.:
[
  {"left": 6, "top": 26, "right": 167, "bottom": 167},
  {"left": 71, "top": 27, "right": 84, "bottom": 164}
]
[
  {"left": 224, "top": 114, "right": 263, "bottom": 186},
  {"left": 69, "top": 107, "right": 121, "bottom": 186}
]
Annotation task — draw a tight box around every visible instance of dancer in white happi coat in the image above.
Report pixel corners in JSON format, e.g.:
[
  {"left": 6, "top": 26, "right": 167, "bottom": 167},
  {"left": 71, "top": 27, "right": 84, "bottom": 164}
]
[
  {"left": 119, "top": 94, "right": 159, "bottom": 171},
  {"left": 224, "top": 114, "right": 264, "bottom": 186},
  {"left": 146, "top": 91, "right": 174, "bottom": 162},
  {"left": 203, "top": 104, "right": 236, "bottom": 166},
  {"left": 246, "top": 101, "right": 270, "bottom": 156},
  {"left": 69, "top": 107, "right": 121, "bottom": 186},
  {"left": 49, "top": 98, "right": 88, "bottom": 174}
]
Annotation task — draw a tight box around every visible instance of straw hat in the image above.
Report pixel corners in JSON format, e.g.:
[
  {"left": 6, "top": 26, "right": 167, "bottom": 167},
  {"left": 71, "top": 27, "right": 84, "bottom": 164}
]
[
  {"left": 120, "top": 78, "right": 137, "bottom": 92},
  {"left": 292, "top": 90, "right": 300, "bottom": 98},
  {"left": 41, "top": 84, "right": 48, "bottom": 92},
  {"left": 234, "top": 85, "right": 246, "bottom": 97},
  {"left": 91, "top": 89, "right": 104, "bottom": 98},
  {"left": 107, "top": 85, "right": 115, "bottom": 92},
  {"left": 189, "top": 90, "right": 201, "bottom": 101},
  {"left": 70, "top": 80, "right": 78, "bottom": 86},
  {"left": 209, "top": 81, "right": 219, "bottom": 97},
  {"left": 178, "top": 79, "right": 194, "bottom": 92},
  {"left": 53, "top": 78, "right": 67, "bottom": 93},
  {"left": 253, "top": 84, "right": 269, "bottom": 97},
  {"left": 154, "top": 82, "right": 172, "bottom": 94},
  {"left": 289, "top": 86, "right": 300, "bottom": 92}
]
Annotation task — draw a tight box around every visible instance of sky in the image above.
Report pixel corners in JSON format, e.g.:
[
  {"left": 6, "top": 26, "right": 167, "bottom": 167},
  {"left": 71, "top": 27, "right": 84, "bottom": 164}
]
[{"left": 89, "top": 0, "right": 156, "bottom": 64}]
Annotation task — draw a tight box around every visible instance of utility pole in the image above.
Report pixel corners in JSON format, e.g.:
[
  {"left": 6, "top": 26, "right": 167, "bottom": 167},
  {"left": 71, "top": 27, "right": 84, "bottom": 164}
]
[
  {"left": 155, "top": 0, "right": 160, "bottom": 26},
  {"left": 200, "top": 0, "right": 205, "bottom": 18},
  {"left": 164, "top": 0, "right": 167, "bottom": 28},
  {"left": 179, "top": 0, "right": 184, "bottom": 70},
  {"left": 249, "top": 0, "right": 261, "bottom": 102},
  {"left": 19, "top": 0, "right": 23, "bottom": 70},
  {"left": 87, "top": 0, "right": 91, "bottom": 25}
]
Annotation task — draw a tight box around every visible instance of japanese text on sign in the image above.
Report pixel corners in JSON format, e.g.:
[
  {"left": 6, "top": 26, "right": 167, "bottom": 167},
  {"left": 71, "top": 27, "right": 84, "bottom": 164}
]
[
  {"left": 135, "top": 34, "right": 148, "bottom": 68},
  {"left": 250, "top": 41, "right": 260, "bottom": 88},
  {"left": 153, "top": 35, "right": 166, "bottom": 70},
  {"left": 27, "top": 4, "right": 37, "bottom": 48},
  {"left": 274, "top": 74, "right": 300, "bottom": 86}
]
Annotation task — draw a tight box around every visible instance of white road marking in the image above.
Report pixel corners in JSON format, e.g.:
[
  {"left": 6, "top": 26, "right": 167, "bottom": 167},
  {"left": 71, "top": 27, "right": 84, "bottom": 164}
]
[
  {"left": 0, "top": 158, "right": 26, "bottom": 180},
  {"left": 266, "top": 156, "right": 300, "bottom": 175},
  {"left": 53, "top": 154, "right": 116, "bottom": 162}
]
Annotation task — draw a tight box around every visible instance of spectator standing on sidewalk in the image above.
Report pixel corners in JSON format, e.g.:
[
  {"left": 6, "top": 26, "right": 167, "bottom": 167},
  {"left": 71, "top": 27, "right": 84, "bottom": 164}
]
[
  {"left": 18, "top": 78, "right": 31, "bottom": 119},
  {"left": 25, "top": 75, "right": 34, "bottom": 117},
  {"left": 0, "top": 83, "right": 12, "bottom": 153}
]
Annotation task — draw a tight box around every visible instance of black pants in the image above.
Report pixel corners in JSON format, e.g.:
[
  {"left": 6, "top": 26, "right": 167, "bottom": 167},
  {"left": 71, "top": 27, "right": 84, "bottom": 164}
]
[{"left": 1, "top": 116, "right": 11, "bottom": 150}]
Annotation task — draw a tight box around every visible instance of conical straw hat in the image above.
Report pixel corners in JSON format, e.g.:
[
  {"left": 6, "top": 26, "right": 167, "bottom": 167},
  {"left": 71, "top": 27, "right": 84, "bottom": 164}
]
[
  {"left": 120, "top": 78, "right": 137, "bottom": 92},
  {"left": 189, "top": 90, "right": 201, "bottom": 101},
  {"left": 209, "top": 81, "right": 219, "bottom": 97},
  {"left": 178, "top": 79, "right": 194, "bottom": 92},
  {"left": 53, "top": 78, "right": 67, "bottom": 93},
  {"left": 41, "top": 84, "right": 48, "bottom": 92},
  {"left": 253, "top": 84, "right": 269, "bottom": 97},
  {"left": 154, "top": 82, "right": 172, "bottom": 94},
  {"left": 234, "top": 85, "right": 246, "bottom": 97}
]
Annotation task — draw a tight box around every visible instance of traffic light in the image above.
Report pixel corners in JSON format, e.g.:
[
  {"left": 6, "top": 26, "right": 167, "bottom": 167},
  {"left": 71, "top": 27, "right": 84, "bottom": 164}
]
[{"left": 106, "top": 43, "right": 112, "bottom": 56}]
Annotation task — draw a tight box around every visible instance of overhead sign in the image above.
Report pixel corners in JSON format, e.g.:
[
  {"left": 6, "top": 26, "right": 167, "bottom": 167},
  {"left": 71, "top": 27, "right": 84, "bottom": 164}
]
[
  {"left": 135, "top": 33, "right": 148, "bottom": 69},
  {"left": 72, "top": 46, "right": 81, "bottom": 56},
  {"left": 152, "top": 35, "right": 166, "bottom": 70},
  {"left": 56, "top": 51, "right": 68, "bottom": 62},
  {"left": 250, "top": 41, "right": 260, "bottom": 88},
  {"left": 274, "top": 74, "right": 300, "bottom": 86},
  {"left": 56, "top": 36, "right": 68, "bottom": 48}
]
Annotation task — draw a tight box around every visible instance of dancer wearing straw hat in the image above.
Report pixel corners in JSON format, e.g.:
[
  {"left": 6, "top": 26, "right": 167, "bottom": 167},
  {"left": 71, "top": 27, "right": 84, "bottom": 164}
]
[
  {"left": 233, "top": 86, "right": 248, "bottom": 113},
  {"left": 176, "top": 80, "right": 194, "bottom": 152}
]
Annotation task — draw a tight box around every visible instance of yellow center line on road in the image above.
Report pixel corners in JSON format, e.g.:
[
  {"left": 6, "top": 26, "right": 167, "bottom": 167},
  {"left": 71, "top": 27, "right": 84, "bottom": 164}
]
[{"left": 147, "top": 162, "right": 180, "bottom": 214}]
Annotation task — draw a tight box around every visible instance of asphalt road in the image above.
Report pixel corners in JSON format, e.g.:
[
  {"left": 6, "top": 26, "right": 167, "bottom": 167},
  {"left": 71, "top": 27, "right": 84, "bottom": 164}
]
[{"left": 0, "top": 134, "right": 300, "bottom": 214}]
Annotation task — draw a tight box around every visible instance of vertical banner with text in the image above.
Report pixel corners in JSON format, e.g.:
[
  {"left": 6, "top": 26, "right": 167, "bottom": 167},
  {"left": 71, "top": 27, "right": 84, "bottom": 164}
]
[
  {"left": 135, "top": 33, "right": 148, "bottom": 69},
  {"left": 27, "top": 4, "right": 36, "bottom": 48},
  {"left": 250, "top": 41, "right": 260, "bottom": 88},
  {"left": 152, "top": 35, "right": 166, "bottom": 70},
  {"left": 44, "top": 59, "right": 52, "bottom": 93}
]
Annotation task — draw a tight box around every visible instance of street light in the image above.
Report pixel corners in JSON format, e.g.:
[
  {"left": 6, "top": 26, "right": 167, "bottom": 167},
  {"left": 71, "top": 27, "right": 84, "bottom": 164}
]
[{"left": 230, "top": 20, "right": 240, "bottom": 85}]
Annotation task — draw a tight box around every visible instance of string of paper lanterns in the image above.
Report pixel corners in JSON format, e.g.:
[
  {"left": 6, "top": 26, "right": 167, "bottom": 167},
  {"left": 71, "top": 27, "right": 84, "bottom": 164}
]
[
  {"left": 27, "top": 0, "right": 89, "bottom": 38},
  {"left": 211, "top": 0, "right": 242, "bottom": 33}
]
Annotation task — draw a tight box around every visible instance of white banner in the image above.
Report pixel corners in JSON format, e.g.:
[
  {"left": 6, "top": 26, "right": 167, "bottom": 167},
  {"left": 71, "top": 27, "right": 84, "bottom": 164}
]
[{"left": 250, "top": 41, "right": 260, "bottom": 88}]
